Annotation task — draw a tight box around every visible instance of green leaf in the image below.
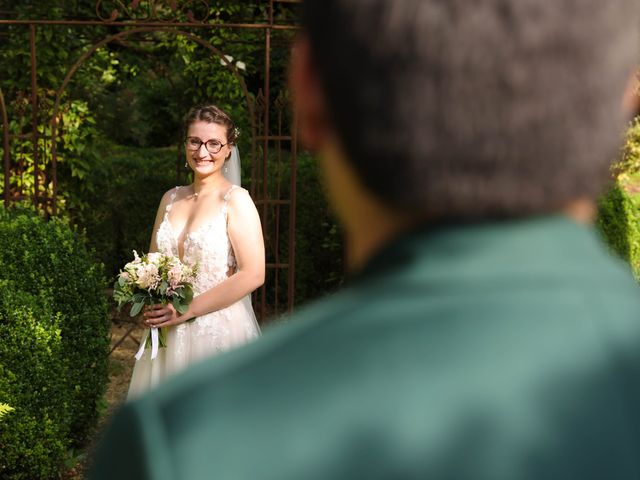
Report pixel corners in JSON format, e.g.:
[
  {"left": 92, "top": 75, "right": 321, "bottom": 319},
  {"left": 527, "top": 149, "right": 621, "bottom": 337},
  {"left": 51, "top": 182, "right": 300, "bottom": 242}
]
[
  {"left": 172, "top": 288, "right": 184, "bottom": 299},
  {"left": 130, "top": 301, "right": 144, "bottom": 317},
  {"left": 182, "top": 286, "right": 194, "bottom": 303},
  {"left": 172, "top": 298, "right": 188, "bottom": 314},
  {"left": 0, "top": 403, "right": 14, "bottom": 421},
  {"left": 132, "top": 292, "right": 146, "bottom": 303}
]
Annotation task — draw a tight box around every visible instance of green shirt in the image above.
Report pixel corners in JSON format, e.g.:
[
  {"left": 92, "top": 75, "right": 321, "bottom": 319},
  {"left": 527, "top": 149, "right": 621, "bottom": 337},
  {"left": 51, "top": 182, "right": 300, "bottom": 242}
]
[{"left": 90, "top": 217, "right": 640, "bottom": 479}]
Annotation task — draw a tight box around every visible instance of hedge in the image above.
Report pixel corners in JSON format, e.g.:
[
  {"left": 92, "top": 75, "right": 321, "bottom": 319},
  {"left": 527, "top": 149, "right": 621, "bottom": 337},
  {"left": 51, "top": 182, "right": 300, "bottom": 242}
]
[
  {"left": 0, "top": 207, "right": 109, "bottom": 479},
  {"left": 0, "top": 284, "right": 69, "bottom": 479},
  {"left": 61, "top": 142, "right": 177, "bottom": 279},
  {"left": 0, "top": 403, "right": 13, "bottom": 421},
  {"left": 598, "top": 117, "right": 640, "bottom": 278}
]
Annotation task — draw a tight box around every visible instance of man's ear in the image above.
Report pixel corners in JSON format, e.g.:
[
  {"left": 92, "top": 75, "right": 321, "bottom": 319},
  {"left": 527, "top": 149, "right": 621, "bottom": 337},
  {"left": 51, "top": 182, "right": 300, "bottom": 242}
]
[
  {"left": 289, "top": 35, "right": 330, "bottom": 150},
  {"left": 623, "top": 69, "right": 639, "bottom": 116}
]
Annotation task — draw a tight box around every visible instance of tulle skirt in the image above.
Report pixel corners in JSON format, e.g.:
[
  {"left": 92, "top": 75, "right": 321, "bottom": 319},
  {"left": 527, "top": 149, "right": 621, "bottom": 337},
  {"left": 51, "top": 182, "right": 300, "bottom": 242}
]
[{"left": 127, "top": 295, "right": 260, "bottom": 400}]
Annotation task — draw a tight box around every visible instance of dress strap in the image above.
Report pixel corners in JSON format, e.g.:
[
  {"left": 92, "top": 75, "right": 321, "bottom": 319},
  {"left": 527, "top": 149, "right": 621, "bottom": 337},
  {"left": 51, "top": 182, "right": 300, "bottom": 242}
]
[
  {"left": 221, "top": 185, "right": 239, "bottom": 217},
  {"left": 164, "top": 186, "right": 180, "bottom": 218},
  {"left": 223, "top": 184, "right": 239, "bottom": 202}
]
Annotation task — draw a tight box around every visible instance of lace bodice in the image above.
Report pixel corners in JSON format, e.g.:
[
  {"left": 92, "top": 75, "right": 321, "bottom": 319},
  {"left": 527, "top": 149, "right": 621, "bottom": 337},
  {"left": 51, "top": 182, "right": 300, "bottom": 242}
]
[{"left": 155, "top": 185, "right": 238, "bottom": 295}]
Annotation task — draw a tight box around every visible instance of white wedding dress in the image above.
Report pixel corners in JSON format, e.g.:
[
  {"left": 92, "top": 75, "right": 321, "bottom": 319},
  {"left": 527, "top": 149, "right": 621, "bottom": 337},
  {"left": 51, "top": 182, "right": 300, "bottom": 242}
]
[{"left": 127, "top": 184, "right": 261, "bottom": 400}]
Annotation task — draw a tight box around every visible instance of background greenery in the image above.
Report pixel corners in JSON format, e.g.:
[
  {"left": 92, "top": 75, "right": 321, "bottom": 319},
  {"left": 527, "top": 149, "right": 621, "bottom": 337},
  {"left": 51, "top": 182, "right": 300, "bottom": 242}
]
[{"left": 599, "top": 116, "right": 640, "bottom": 279}]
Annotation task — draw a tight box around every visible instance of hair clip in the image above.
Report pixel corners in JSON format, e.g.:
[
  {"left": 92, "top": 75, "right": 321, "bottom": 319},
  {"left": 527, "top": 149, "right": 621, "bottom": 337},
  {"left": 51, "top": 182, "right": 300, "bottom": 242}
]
[{"left": 234, "top": 127, "right": 241, "bottom": 139}]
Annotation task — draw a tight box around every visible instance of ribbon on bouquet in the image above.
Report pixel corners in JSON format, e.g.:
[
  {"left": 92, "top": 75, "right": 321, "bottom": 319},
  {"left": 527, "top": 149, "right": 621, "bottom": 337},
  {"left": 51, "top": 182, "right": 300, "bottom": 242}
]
[{"left": 134, "top": 327, "right": 161, "bottom": 361}]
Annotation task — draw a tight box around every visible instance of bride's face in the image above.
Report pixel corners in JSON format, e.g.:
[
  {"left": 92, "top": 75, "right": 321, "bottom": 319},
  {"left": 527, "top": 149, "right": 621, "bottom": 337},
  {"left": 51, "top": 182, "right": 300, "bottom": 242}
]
[{"left": 185, "top": 121, "right": 231, "bottom": 177}]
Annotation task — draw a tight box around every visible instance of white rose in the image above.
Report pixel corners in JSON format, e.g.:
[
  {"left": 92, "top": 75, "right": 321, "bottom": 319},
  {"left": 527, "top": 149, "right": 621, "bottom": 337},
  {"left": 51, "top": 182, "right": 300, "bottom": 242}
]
[{"left": 220, "top": 54, "right": 234, "bottom": 66}]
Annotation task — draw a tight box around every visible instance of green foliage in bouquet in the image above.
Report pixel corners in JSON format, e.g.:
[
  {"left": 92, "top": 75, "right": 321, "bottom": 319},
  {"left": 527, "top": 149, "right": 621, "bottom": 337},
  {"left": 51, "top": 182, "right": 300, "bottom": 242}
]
[
  {"left": 0, "top": 207, "right": 109, "bottom": 457},
  {"left": 114, "top": 251, "right": 196, "bottom": 351},
  {"left": 113, "top": 251, "right": 196, "bottom": 318}
]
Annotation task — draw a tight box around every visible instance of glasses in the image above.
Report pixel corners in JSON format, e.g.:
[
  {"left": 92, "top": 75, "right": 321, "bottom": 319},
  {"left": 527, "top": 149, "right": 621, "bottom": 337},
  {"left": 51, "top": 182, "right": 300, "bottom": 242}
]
[{"left": 185, "top": 136, "right": 228, "bottom": 154}]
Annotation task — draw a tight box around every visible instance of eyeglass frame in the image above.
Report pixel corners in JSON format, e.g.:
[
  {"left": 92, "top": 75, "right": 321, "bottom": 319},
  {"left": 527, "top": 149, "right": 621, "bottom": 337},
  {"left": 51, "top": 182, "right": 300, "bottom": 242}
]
[{"left": 184, "top": 136, "right": 229, "bottom": 155}]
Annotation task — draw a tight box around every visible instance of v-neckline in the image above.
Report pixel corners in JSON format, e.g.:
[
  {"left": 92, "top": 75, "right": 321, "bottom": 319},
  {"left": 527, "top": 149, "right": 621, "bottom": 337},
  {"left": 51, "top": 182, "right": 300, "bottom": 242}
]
[
  {"left": 160, "top": 211, "right": 225, "bottom": 262},
  {"left": 160, "top": 184, "right": 237, "bottom": 261}
]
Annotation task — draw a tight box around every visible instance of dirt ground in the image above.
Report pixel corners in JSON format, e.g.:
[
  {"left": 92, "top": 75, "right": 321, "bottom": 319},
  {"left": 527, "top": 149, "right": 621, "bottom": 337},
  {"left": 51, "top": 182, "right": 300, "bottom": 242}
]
[
  {"left": 102, "top": 322, "right": 145, "bottom": 416},
  {"left": 63, "top": 320, "right": 145, "bottom": 479}
]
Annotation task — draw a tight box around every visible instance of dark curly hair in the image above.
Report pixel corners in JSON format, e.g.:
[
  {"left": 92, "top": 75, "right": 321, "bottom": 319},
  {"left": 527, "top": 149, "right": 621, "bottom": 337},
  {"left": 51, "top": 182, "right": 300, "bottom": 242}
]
[
  {"left": 303, "top": 0, "right": 639, "bottom": 219},
  {"left": 184, "top": 104, "right": 238, "bottom": 145}
]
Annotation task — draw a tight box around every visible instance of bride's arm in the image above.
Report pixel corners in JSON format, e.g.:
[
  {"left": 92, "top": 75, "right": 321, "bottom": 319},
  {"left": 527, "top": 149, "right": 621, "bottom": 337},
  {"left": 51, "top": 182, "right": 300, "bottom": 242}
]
[
  {"left": 148, "top": 188, "right": 265, "bottom": 328},
  {"left": 148, "top": 188, "right": 175, "bottom": 253},
  {"left": 189, "top": 189, "right": 265, "bottom": 315}
]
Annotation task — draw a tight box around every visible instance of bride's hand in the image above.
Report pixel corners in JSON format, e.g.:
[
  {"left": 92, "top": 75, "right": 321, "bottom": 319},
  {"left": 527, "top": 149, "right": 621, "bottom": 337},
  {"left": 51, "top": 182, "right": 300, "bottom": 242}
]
[{"left": 143, "top": 303, "right": 189, "bottom": 328}]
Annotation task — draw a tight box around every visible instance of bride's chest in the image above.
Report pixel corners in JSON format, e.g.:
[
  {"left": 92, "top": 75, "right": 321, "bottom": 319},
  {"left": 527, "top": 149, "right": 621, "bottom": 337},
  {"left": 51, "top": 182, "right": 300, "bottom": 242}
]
[{"left": 157, "top": 214, "right": 230, "bottom": 264}]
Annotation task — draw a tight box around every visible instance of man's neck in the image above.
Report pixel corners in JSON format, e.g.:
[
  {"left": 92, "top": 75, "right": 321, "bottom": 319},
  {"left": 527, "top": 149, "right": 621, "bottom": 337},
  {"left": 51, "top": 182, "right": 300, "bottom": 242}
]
[
  {"left": 319, "top": 138, "right": 598, "bottom": 273},
  {"left": 344, "top": 199, "right": 597, "bottom": 272},
  {"left": 319, "top": 139, "right": 419, "bottom": 272},
  {"left": 562, "top": 198, "right": 597, "bottom": 225},
  {"left": 344, "top": 204, "right": 416, "bottom": 272}
]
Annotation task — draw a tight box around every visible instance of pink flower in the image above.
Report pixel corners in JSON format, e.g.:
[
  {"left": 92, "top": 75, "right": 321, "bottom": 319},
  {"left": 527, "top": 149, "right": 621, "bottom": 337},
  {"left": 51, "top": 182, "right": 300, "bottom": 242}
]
[
  {"left": 136, "top": 264, "right": 160, "bottom": 290},
  {"left": 167, "top": 265, "right": 183, "bottom": 288}
]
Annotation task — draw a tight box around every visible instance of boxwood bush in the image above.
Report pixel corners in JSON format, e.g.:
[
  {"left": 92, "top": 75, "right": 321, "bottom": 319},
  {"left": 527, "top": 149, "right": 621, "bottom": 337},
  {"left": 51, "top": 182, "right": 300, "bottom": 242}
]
[
  {"left": 0, "top": 403, "right": 13, "bottom": 421},
  {"left": 598, "top": 117, "right": 640, "bottom": 278},
  {"left": 0, "top": 207, "right": 109, "bottom": 479},
  {"left": 0, "top": 283, "right": 69, "bottom": 479},
  {"left": 275, "top": 151, "right": 344, "bottom": 306},
  {"left": 615, "top": 116, "right": 640, "bottom": 175}
]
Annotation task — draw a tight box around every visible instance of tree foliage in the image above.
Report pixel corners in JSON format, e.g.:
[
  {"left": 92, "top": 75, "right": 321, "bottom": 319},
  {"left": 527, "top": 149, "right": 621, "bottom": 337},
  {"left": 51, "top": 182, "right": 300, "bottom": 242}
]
[{"left": 0, "top": 0, "right": 297, "bottom": 211}]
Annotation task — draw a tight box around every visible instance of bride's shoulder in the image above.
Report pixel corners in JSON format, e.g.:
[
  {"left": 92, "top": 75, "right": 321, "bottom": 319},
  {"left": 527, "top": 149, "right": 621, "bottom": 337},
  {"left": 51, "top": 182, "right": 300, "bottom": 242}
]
[
  {"left": 158, "top": 186, "right": 184, "bottom": 207},
  {"left": 225, "top": 185, "right": 251, "bottom": 204},
  {"left": 226, "top": 187, "right": 259, "bottom": 220},
  {"left": 165, "top": 185, "right": 189, "bottom": 198}
]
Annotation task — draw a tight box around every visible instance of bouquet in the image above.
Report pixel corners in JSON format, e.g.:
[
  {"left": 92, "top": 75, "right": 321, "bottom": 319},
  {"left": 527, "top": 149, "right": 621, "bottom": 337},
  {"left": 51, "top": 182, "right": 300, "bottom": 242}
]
[{"left": 113, "top": 250, "right": 197, "bottom": 360}]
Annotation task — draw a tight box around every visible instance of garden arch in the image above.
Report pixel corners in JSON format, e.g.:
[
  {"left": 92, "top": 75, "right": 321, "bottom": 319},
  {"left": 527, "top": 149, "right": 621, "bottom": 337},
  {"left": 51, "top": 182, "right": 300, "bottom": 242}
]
[{"left": 0, "top": 1, "right": 300, "bottom": 319}]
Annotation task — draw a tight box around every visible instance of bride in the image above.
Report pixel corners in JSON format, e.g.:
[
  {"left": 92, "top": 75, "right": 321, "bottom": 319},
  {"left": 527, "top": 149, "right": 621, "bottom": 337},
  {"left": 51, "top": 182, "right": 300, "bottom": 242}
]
[{"left": 127, "top": 104, "right": 264, "bottom": 399}]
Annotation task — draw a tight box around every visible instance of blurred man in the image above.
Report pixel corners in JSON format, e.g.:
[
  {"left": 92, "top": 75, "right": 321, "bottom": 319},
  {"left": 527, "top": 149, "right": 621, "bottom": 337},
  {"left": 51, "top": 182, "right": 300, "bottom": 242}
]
[{"left": 90, "top": 1, "right": 640, "bottom": 478}]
